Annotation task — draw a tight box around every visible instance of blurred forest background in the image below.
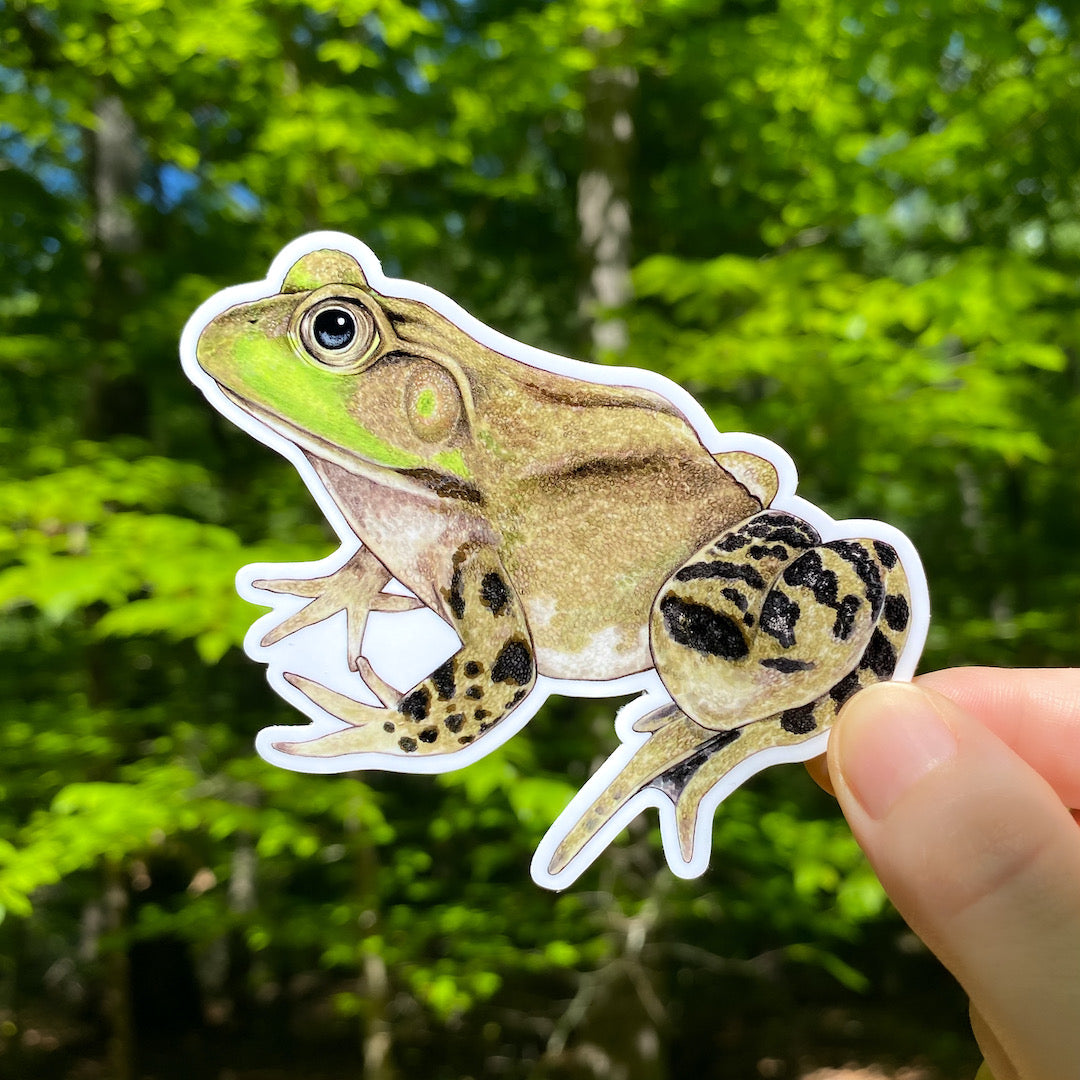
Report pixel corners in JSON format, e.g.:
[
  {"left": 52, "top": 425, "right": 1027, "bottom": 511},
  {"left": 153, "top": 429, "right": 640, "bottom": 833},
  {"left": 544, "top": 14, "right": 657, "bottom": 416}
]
[{"left": 2, "top": 1, "right": 1079, "bottom": 1078}]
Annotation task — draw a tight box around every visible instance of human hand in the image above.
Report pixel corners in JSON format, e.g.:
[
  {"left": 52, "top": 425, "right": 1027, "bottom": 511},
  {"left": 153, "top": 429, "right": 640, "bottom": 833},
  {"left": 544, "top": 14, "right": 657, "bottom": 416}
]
[{"left": 807, "top": 668, "right": 1080, "bottom": 1080}]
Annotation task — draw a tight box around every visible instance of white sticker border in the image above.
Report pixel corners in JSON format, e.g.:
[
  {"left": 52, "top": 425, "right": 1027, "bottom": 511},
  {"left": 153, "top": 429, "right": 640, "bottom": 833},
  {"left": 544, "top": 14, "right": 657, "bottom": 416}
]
[{"left": 180, "top": 231, "right": 930, "bottom": 891}]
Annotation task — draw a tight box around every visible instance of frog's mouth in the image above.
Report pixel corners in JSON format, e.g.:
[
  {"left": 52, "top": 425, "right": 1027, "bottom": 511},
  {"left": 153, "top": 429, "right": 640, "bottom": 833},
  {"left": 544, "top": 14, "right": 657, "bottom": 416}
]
[{"left": 218, "top": 385, "right": 485, "bottom": 506}]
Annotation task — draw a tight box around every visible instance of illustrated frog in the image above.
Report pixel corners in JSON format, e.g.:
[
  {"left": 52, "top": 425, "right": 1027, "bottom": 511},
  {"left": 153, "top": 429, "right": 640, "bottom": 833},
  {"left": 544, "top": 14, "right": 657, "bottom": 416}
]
[{"left": 186, "top": 236, "right": 923, "bottom": 886}]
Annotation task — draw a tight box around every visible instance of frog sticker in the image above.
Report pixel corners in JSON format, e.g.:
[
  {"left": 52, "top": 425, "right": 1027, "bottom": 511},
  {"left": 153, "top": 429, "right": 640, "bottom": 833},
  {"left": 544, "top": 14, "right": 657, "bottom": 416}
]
[{"left": 180, "top": 232, "right": 928, "bottom": 890}]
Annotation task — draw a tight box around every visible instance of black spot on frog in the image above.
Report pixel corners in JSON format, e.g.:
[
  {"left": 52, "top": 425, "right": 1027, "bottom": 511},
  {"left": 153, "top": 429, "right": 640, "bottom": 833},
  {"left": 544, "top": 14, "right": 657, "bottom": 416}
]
[
  {"left": 760, "top": 591, "right": 800, "bottom": 648},
  {"left": 480, "top": 573, "right": 511, "bottom": 615},
  {"left": 491, "top": 639, "right": 533, "bottom": 685},
  {"left": 398, "top": 687, "right": 430, "bottom": 721},
  {"left": 659, "top": 596, "right": 749, "bottom": 660},
  {"left": 431, "top": 659, "right": 456, "bottom": 701}
]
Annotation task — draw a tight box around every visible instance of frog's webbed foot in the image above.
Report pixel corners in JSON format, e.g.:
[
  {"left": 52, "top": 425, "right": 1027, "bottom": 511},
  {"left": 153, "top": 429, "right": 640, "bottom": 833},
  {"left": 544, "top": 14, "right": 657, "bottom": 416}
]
[
  {"left": 649, "top": 714, "right": 824, "bottom": 864},
  {"left": 253, "top": 547, "right": 422, "bottom": 670},
  {"left": 270, "top": 543, "right": 538, "bottom": 761},
  {"left": 546, "top": 704, "right": 713, "bottom": 875},
  {"left": 272, "top": 670, "right": 436, "bottom": 758},
  {"left": 271, "top": 673, "right": 395, "bottom": 757},
  {"left": 547, "top": 663, "right": 897, "bottom": 878},
  {"left": 550, "top": 700, "right": 835, "bottom": 872}
]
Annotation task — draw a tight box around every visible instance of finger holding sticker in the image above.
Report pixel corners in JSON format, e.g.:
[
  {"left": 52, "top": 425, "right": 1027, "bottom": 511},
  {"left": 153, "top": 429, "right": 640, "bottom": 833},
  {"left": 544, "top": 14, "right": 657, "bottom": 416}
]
[
  {"left": 818, "top": 669, "right": 1080, "bottom": 1080},
  {"left": 180, "top": 231, "right": 929, "bottom": 888}
]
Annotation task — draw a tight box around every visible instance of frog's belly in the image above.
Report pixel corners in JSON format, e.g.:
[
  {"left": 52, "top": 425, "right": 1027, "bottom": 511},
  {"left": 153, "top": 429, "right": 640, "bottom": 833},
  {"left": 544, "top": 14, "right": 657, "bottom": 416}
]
[
  {"left": 511, "top": 464, "right": 762, "bottom": 683},
  {"left": 526, "top": 595, "right": 653, "bottom": 682}
]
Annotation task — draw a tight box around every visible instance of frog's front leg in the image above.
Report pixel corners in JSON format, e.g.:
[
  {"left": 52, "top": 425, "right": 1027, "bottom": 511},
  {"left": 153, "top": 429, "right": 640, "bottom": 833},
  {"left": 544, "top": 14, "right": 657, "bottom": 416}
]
[
  {"left": 253, "top": 546, "right": 423, "bottom": 671},
  {"left": 272, "top": 542, "right": 537, "bottom": 759}
]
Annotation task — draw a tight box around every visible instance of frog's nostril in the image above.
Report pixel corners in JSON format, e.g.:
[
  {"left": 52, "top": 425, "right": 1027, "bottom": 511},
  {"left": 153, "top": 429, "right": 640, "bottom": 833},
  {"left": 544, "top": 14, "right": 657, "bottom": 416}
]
[{"left": 248, "top": 318, "right": 257, "bottom": 324}]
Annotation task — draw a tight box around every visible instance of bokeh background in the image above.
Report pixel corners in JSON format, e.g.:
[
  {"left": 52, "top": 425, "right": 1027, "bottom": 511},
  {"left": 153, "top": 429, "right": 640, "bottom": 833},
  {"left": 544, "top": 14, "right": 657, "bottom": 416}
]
[{"left": 2, "top": 1, "right": 1078, "bottom": 1077}]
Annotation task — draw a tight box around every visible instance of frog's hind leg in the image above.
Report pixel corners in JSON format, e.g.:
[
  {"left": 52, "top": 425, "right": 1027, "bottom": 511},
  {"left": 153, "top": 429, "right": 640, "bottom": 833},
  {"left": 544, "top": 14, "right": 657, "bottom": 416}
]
[
  {"left": 546, "top": 703, "right": 720, "bottom": 876},
  {"left": 546, "top": 522, "right": 912, "bottom": 876},
  {"left": 651, "top": 511, "right": 908, "bottom": 732},
  {"left": 274, "top": 543, "right": 537, "bottom": 761},
  {"left": 660, "top": 581, "right": 910, "bottom": 864},
  {"left": 650, "top": 515, "right": 913, "bottom": 860}
]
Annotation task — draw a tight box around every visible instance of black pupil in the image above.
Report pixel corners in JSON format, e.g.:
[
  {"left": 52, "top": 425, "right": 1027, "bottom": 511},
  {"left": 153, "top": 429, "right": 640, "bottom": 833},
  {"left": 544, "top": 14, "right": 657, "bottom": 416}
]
[{"left": 313, "top": 308, "right": 356, "bottom": 350}]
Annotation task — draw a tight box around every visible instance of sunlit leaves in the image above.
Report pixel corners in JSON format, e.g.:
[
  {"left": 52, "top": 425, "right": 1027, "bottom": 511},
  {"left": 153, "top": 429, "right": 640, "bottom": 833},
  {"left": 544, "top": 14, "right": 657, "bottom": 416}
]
[
  {"left": 0, "top": 446, "right": 302, "bottom": 659},
  {"left": 0, "top": 764, "right": 201, "bottom": 916},
  {"left": 633, "top": 247, "right": 1074, "bottom": 474}
]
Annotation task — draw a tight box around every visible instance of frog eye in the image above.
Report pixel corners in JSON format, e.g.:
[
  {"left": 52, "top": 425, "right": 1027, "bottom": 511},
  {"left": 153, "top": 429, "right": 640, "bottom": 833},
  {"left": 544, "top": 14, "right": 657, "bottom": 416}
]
[
  {"left": 297, "top": 299, "right": 379, "bottom": 371},
  {"left": 313, "top": 308, "right": 355, "bottom": 350}
]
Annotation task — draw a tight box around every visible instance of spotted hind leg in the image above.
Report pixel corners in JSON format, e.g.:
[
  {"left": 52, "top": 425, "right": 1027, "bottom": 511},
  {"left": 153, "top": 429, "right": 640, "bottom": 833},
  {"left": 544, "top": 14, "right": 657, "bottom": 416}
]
[
  {"left": 546, "top": 517, "right": 913, "bottom": 877},
  {"left": 657, "top": 539, "right": 911, "bottom": 860},
  {"left": 651, "top": 511, "right": 910, "bottom": 731}
]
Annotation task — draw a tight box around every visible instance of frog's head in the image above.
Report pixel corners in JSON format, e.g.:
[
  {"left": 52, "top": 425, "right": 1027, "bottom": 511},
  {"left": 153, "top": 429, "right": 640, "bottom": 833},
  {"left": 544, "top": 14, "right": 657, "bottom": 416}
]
[{"left": 195, "top": 249, "right": 484, "bottom": 492}]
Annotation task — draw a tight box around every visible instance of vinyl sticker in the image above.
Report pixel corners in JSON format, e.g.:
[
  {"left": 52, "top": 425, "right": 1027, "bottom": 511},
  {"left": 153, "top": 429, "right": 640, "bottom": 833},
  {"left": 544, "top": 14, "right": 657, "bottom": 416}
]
[{"left": 180, "top": 233, "right": 929, "bottom": 890}]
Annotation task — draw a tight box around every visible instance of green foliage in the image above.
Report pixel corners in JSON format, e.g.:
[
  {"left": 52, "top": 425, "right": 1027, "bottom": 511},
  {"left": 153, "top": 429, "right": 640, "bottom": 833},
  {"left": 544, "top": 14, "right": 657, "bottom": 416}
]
[{"left": 1, "top": 0, "right": 1075, "bottom": 1076}]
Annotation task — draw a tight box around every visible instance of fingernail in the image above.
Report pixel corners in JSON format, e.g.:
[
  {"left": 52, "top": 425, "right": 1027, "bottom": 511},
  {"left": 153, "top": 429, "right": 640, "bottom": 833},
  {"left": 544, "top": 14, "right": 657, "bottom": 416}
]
[{"left": 836, "top": 683, "right": 958, "bottom": 820}]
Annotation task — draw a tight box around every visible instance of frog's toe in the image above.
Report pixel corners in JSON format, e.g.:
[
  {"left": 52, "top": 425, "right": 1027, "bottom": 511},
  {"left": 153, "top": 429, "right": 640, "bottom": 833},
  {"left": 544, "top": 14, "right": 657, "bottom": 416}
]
[
  {"left": 260, "top": 599, "right": 336, "bottom": 647},
  {"left": 283, "top": 671, "right": 381, "bottom": 726},
  {"left": 272, "top": 736, "right": 333, "bottom": 756},
  {"left": 273, "top": 675, "right": 402, "bottom": 758},
  {"left": 252, "top": 574, "right": 328, "bottom": 598},
  {"left": 631, "top": 701, "right": 680, "bottom": 733},
  {"left": 271, "top": 727, "right": 382, "bottom": 758}
]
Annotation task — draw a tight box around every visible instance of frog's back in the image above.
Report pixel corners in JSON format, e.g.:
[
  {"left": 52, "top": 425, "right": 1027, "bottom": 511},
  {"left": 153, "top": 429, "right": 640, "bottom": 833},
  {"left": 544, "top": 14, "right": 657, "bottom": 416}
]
[
  {"left": 373, "top": 290, "right": 775, "bottom": 681},
  {"left": 479, "top": 366, "right": 768, "bottom": 681}
]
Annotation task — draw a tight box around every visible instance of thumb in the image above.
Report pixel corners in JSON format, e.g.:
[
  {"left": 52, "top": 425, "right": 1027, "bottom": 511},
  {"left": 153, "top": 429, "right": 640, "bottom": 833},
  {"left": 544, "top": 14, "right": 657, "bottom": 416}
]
[{"left": 828, "top": 681, "right": 1080, "bottom": 1080}]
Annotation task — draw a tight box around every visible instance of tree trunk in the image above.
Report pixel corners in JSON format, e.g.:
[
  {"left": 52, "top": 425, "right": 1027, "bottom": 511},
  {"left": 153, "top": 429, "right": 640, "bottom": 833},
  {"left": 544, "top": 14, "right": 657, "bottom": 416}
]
[
  {"left": 84, "top": 92, "right": 141, "bottom": 1080},
  {"left": 85, "top": 92, "right": 147, "bottom": 440},
  {"left": 224, "top": 833, "right": 258, "bottom": 1028},
  {"left": 91, "top": 95, "right": 140, "bottom": 256},
  {"left": 577, "top": 28, "right": 637, "bottom": 360},
  {"left": 351, "top": 804, "right": 396, "bottom": 1080},
  {"left": 103, "top": 861, "right": 135, "bottom": 1080}
]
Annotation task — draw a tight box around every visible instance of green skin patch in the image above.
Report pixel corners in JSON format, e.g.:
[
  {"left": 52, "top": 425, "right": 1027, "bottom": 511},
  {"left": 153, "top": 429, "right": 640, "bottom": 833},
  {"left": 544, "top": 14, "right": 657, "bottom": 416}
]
[
  {"left": 414, "top": 387, "right": 437, "bottom": 418},
  {"left": 219, "top": 333, "right": 427, "bottom": 471},
  {"left": 432, "top": 448, "right": 468, "bottom": 477}
]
